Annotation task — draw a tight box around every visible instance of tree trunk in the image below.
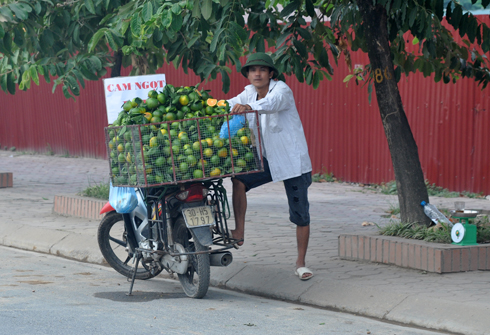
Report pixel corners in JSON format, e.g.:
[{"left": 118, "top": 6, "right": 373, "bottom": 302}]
[
  {"left": 357, "top": 0, "right": 431, "bottom": 226},
  {"left": 110, "top": 50, "right": 123, "bottom": 78}
]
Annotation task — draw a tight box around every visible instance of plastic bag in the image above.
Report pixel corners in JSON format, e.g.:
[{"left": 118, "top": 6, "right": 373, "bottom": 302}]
[
  {"left": 109, "top": 182, "right": 138, "bottom": 214},
  {"left": 219, "top": 114, "right": 246, "bottom": 139}
]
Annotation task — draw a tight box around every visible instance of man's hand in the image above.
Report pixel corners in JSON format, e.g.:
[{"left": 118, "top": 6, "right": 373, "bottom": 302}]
[{"left": 231, "top": 103, "right": 252, "bottom": 113}]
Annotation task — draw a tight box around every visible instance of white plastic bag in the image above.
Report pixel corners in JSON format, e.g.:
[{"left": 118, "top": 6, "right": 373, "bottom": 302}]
[{"left": 109, "top": 182, "right": 138, "bottom": 214}]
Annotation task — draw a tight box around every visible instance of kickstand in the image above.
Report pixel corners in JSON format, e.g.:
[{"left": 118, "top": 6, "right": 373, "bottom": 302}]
[{"left": 126, "top": 252, "right": 142, "bottom": 296}]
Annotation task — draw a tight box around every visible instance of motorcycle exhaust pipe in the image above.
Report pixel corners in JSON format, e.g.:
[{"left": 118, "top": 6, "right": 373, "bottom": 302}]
[{"left": 209, "top": 251, "right": 233, "bottom": 267}]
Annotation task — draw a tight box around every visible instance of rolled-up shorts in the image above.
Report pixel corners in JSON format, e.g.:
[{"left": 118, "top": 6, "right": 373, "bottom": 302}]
[{"left": 233, "top": 157, "right": 312, "bottom": 226}]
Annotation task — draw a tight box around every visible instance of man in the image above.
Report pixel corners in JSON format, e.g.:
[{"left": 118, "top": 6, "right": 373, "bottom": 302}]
[{"left": 226, "top": 52, "right": 314, "bottom": 280}]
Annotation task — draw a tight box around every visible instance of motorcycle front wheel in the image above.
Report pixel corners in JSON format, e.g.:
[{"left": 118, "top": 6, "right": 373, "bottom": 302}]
[
  {"left": 97, "top": 211, "right": 162, "bottom": 280},
  {"left": 173, "top": 216, "right": 210, "bottom": 299}
]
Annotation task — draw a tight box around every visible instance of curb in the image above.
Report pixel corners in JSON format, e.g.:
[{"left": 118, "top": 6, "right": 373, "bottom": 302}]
[
  {"left": 0, "top": 172, "right": 13, "bottom": 188},
  {"left": 53, "top": 195, "right": 106, "bottom": 220}
]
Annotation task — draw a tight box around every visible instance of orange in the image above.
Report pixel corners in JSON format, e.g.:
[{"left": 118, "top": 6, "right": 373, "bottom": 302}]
[
  {"left": 206, "top": 98, "right": 217, "bottom": 107},
  {"left": 236, "top": 159, "right": 247, "bottom": 168},
  {"left": 144, "top": 112, "right": 152, "bottom": 122},
  {"left": 231, "top": 148, "right": 238, "bottom": 157},
  {"left": 205, "top": 138, "right": 213, "bottom": 147},
  {"left": 117, "top": 143, "right": 124, "bottom": 152},
  {"left": 179, "top": 95, "right": 190, "bottom": 106},
  {"left": 210, "top": 168, "right": 221, "bottom": 177},
  {"left": 240, "top": 136, "right": 249, "bottom": 145},
  {"left": 217, "top": 148, "right": 227, "bottom": 158},
  {"left": 193, "top": 169, "right": 203, "bottom": 179},
  {"left": 203, "top": 148, "right": 213, "bottom": 158},
  {"left": 149, "top": 137, "right": 158, "bottom": 148},
  {"left": 217, "top": 100, "right": 227, "bottom": 107}
]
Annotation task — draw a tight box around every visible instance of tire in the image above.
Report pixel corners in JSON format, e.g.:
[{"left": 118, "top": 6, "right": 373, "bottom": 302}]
[
  {"left": 97, "top": 211, "right": 162, "bottom": 280},
  {"left": 172, "top": 216, "right": 210, "bottom": 299}
]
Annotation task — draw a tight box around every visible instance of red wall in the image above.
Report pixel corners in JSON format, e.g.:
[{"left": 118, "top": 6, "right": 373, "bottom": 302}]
[{"left": 1, "top": 18, "right": 489, "bottom": 194}]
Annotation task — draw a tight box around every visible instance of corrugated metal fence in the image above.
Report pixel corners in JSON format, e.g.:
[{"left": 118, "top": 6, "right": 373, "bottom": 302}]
[{"left": 1, "top": 18, "right": 489, "bottom": 194}]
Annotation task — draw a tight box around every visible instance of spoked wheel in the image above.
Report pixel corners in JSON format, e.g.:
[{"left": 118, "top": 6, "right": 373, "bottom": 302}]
[
  {"left": 172, "top": 216, "right": 210, "bottom": 299},
  {"left": 97, "top": 211, "right": 162, "bottom": 280}
]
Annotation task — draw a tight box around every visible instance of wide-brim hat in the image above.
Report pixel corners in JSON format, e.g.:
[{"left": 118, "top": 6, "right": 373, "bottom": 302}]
[{"left": 240, "top": 52, "right": 279, "bottom": 79}]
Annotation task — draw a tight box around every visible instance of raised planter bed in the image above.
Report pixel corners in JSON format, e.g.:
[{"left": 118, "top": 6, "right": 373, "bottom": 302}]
[{"left": 339, "top": 233, "right": 490, "bottom": 273}]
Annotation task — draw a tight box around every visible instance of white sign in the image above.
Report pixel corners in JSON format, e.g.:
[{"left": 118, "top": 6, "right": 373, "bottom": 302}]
[{"left": 103, "top": 74, "right": 166, "bottom": 124}]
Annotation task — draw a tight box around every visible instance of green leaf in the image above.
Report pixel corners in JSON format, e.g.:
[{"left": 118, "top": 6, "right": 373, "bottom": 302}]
[
  {"left": 0, "top": 24, "right": 4, "bottom": 39},
  {"left": 142, "top": 2, "right": 153, "bottom": 22},
  {"left": 412, "top": 37, "right": 419, "bottom": 45},
  {"left": 72, "top": 69, "right": 85, "bottom": 89},
  {"left": 88, "top": 28, "right": 107, "bottom": 52},
  {"left": 88, "top": 56, "right": 102, "bottom": 71},
  {"left": 170, "top": 12, "right": 183, "bottom": 31},
  {"left": 202, "top": 0, "right": 212, "bottom": 20},
  {"left": 343, "top": 74, "right": 354, "bottom": 83},
  {"left": 292, "top": 39, "right": 307, "bottom": 58},
  {"left": 281, "top": 1, "right": 299, "bottom": 17},
  {"left": 84, "top": 0, "right": 96, "bottom": 15},
  {"left": 62, "top": 85, "right": 75, "bottom": 100},
  {"left": 192, "top": 0, "right": 201, "bottom": 18},
  {"left": 435, "top": 0, "right": 444, "bottom": 20},
  {"left": 187, "top": 35, "right": 200, "bottom": 48},
  {"left": 0, "top": 6, "right": 14, "bottom": 22},
  {"left": 312, "top": 70, "right": 321, "bottom": 89},
  {"left": 131, "top": 14, "right": 141, "bottom": 36},
  {"left": 7, "top": 72, "right": 15, "bottom": 95},
  {"left": 66, "top": 75, "right": 80, "bottom": 96},
  {"left": 210, "top": 28, "right": 224, "bottom": 52},
  {"left": 305, "top": 0, "right": 315, "bottom": 17},
  {"left": 409, "top": 7, "right": 418, "bottom": 28},
  {"left": 220, "top": 68, "right": 230, "bottom": 93},
  {"left": 8, "top": 3, "right": 29, "bottom": 21},
  {"left": 30, "top": 66, "right": 39, "bottom": 86},
  {"left": 105, "top": 30, "right": 118, "bottom": 50},
  {"left": 482, "top": 25, "right": 490, "bottom": 53},
  {"left": 368, "top": 82, "right": 373, "bottom": 104},
  {"left": 0, "top": 74, "right": 7, "bottom": 92}
]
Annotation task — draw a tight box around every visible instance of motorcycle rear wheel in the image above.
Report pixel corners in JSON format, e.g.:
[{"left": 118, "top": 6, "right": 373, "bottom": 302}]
[
  {"left": 173, "top": 216, "right": 210, "bottom": 299},
  {"left": 97, "top": 211, "right": 162, "bottom": 280}
]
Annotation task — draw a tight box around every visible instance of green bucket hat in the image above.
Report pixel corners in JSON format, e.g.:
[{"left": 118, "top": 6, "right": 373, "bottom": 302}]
[{"left": 240, "top": 52, "right": 279, "bottom": 79}]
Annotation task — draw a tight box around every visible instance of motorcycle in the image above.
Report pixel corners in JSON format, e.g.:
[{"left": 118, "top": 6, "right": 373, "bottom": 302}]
[{"left": 97, "top": 178, "right": 239, "bottom": 299}]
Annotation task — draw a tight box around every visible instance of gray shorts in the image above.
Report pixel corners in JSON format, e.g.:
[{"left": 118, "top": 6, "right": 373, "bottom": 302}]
[{"left": 233, "top": 158, "right": 312, "bottom": 226}]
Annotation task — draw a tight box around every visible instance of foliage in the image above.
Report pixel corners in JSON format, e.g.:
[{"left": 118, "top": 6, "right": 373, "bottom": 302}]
[
  {"left": 379, "top": 214, "right": 490, "bottom": 243},
  {"left": 366, "top": 180, "right": 484, "bottom": 198},
  {"left": 78, "top": 180, "right": 110, "bottom": 200},
  {"left": 312, "top": 168, "right": 337, "bottom": 182}
]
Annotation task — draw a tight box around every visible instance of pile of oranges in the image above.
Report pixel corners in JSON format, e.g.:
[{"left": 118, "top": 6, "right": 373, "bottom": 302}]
[{"left": 106, "top": 84, "right": 260, "bottom": 186}]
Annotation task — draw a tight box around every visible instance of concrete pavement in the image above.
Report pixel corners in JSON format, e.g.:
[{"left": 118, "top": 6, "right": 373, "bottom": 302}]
[{"left": 1, "top": 150, "right": 490, "bottom": 334}]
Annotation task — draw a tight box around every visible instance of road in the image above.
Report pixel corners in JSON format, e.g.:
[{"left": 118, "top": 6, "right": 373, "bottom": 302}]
[{"left": 0, "top": 246, "right": 449, "bottom": 335}]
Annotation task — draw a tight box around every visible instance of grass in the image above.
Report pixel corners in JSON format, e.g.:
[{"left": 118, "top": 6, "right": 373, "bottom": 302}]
[
  {"left": 378, "top": 214, "right": 490, "bottom": 244},
  {"left": 78, "top": 180, "right": 110, "bottom": 200},
  {"left": 312, "top": 168, "right": 338, "bottom": 183},
  {"left": 365, "top": 179, "right": 485, "bottom": 199}
]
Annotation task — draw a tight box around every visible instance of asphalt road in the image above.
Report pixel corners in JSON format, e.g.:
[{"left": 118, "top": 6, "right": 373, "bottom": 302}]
[{"left": 0, "top": 246, "right": 447, "bottom": 335}]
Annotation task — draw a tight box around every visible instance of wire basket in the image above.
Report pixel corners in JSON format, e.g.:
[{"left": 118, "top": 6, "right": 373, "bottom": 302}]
[{"left": 105, "top": 111, "right": 264, "bottom": 187}]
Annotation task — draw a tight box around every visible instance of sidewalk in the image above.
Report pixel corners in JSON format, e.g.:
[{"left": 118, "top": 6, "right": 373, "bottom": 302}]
[{"left": 1, "top": 151, "right": 490, "bottom": 334}]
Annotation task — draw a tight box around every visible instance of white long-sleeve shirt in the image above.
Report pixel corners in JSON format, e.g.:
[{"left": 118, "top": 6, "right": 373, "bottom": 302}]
[{"left": 227, "top": 80, "right": 312, "bottom": 182}]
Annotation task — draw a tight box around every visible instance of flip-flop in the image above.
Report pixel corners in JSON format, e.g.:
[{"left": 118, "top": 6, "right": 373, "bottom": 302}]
[
  {"left": 295, "top": 267, "right": 314, "bottom": 281},
  {"left": 228, "top": 231, "right": 244, "bottom": 248}
]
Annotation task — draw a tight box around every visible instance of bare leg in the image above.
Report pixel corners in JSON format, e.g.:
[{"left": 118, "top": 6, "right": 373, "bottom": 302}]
[
  {"left": 296, "top": 225, "right": 311, "bottom": 279},
  {"left": 231, "top": 178, "right": 246, "bottom": 245}
]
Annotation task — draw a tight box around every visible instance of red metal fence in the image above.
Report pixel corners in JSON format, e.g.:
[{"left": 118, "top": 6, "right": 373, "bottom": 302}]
[{"left": 1, "top": 17, "right": 489, "bottom": 194}]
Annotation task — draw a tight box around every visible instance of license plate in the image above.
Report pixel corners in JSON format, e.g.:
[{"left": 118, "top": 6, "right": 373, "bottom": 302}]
[{"left": 182, "top": 206, "right": 215, "bottom": 227}]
